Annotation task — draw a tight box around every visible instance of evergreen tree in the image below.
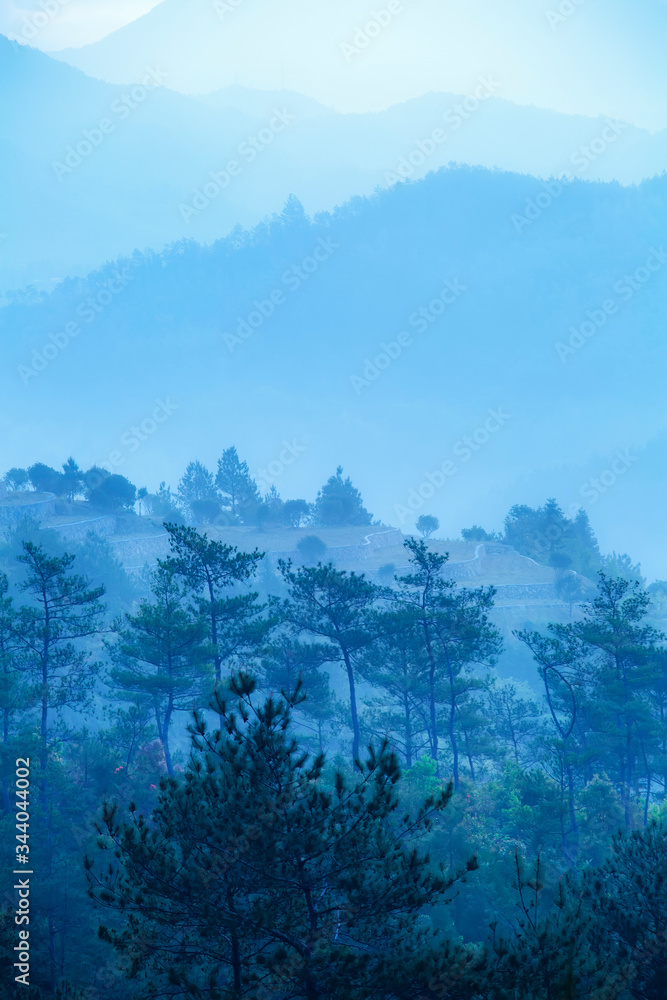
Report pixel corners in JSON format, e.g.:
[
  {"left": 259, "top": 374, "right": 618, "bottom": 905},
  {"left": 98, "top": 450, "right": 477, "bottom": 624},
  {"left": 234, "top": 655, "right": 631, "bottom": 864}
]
[
  {"left": 485, "top": 852, "right": 620, "bottom": 999},
  {"left": 278, "top": 560, "right": 379, "bottom": 760},
  {"left": 61, "top": 458, "right": 83, "bottom": 502},
  {"left": 515, "top": 627, "right": 582, "bottom": 859},
  {"left": 88, "top": 675, "right": 478, "bottom": 1000},
  {"left": 313, "top": 466, "right": 372, "bottom": 527},
  {"left": 161, "top": 524, "right": 268, "bottom": 692},
  {"left": 551, "top": 574, "right": 663, "bottom": 829},
  {"left": 0, "top": 572, "right": 22, "bottom": 747},
  {"left": 358, "top": 607, "right": 431, "bottom": 767},
  {"left": 14, "top": 542, "right": 106, "bottom": 772},
  {"left": 296, "top": 535, "right": 327, "bottom": 564},
  {"left": 215, "top": 447, "right": 261, "bottom": 523},
  {"left": 148, "top": 481, "right": 182, "bottom": 522},
  {"left": 107, "top": 564, "right": 213, "bottom": 775},
  {"left": 487, "top": 681, "right": 545, "bottom": 769},
  {"left": 585, "top": 819, "right": 667, "bottom": 999},
  {"left": 261, "top": 637, "right": 339, "bottom": 753},
  {"left": 571, "top": 508, "right": 601, "bottom": 577},
  {"left": 177, "top": 461, "right": 219, "bottom": 518},
  {"left": 394, "top": 539, "right": 502, "bottom": 786}
]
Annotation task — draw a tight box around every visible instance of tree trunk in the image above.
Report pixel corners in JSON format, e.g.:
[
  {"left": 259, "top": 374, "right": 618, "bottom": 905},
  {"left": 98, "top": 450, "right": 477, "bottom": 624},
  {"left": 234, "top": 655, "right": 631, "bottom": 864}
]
[
  {"left": 444, "top": 648, "right": 459, "bottom": 790},
  {"left": 403, "top": 692, "right": 413, "bottom": 768},
  {"left": 423, "top": 624, "right": 439, "bottom": 770},
  {"left": 342, "top": 647, "right": 361, "bottom": 761}
]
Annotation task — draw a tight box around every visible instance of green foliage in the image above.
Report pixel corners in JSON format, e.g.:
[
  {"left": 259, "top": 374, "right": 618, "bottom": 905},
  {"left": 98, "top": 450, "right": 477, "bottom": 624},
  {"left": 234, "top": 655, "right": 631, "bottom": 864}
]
[
  {"left": 504, "top": 500, "right": 602, "bottom": 578},
  {"left": 147, "top": 480, "right": 183, "bottom": 522},
  {"left": 107, "top": 564, "right": 214, "bottom": 775},
  {"left": 393, "top": 538, "right": 502, "bottom": 787},
  {"left": 14, "top": 542, "right": 106, "bottom": 767},
  {"left": 161, "top": 523, "right": 268, "bottom": 687},
  {"left": 417, "top": 514, "right": 440, "bottom": 538},
  {"left": 3, "top": 467, "right": 30, "bottom": 491},
  {"left": 313, "top": 466, "right": 373, "bottom": 527},
  {"left": 88, "top": 679, "right": 474, "bottom": 1000},
  {"left": 176, "top": 460, "right": 218, "bottom": 518},
  {"left": 279, "top": 559, "right": 379, "bottom": 760},
  {"left": 283, "top": 498, "right": 311, "bottom": 528},
  {"left": 66, "top": 531, "right": 138, "bottom": 613},
  {"left": 215, "top": 446, "right": 261, "bottom": 523},
  {"left": 28, "top": 462, "right": 63, "bottom": 495},
  {"left": 461, "top": 524, "right": 497, "bottom": 542},
  {"left": 296, "top": 534, "right": 327, "bottom": 564},
  {"left": 584, "top": 819, "right": 667, "bottom": 999},
  {"left": 86, "top": 472, "right": 137, "bottom": 512},
  {"left": 601, "top": 550, "right": 646, "bottom": 586}
]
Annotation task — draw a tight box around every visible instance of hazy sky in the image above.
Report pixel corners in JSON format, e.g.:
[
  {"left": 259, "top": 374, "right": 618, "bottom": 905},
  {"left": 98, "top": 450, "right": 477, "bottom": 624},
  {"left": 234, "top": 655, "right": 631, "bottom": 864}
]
[
  {"left": 0, "top": 0, "right": 161, "bottom": 47},
  {"left": 3, "top": 0, "right": 667, "bottom": 128}
]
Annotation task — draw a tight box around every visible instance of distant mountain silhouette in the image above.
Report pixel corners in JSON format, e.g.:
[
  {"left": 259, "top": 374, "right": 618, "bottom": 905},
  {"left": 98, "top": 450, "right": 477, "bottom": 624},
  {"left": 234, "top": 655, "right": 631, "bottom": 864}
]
[
  {"left": 3, "top": 35, "right": 667, "bottom": 291},
  {"left": 2, "top": 165, "right": 666, "bottom": 576},
  {"left": 47, "top": 0, "right": 667, "bottom": 131}
]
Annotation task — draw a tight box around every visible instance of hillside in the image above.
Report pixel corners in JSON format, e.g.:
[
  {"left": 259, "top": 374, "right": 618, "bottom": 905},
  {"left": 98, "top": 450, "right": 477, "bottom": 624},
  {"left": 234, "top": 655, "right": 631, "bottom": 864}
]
[{"left": 2, "top": 164, "right": 666, "bottom": 575}]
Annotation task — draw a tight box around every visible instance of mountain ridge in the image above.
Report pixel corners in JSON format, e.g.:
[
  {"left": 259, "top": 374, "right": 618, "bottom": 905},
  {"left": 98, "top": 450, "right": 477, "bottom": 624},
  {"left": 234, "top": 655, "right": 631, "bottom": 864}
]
[
  {"left": 2, "top": 164, "right": 666, "bottom": 575},
  {"left": 3, "top": 34, "right": 667, "bottom": 293}
]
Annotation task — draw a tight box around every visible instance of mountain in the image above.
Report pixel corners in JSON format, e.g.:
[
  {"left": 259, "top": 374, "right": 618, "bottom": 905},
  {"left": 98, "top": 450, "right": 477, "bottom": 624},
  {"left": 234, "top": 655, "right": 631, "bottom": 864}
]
[
  {"left": 48, "top": 0, "right": 667, "bottom": 129},
  {"left": 4, "top": 35, "right": 667, "bottom": 292},
  {"left": 2, "top": 166, "right": 666, "bottom": 577}
]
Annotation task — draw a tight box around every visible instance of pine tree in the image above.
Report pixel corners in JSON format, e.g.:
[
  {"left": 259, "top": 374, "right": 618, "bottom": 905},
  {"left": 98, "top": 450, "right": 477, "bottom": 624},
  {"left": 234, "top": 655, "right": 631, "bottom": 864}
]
[
  {"left": 61, "top": 458, "right": 83, "bottom": 502},
  {"left": 485, "top": 852, "right": 620, "bottom": 999},
  {"left": 215, "top": 447, "right": 260, "bottom": 523},
  {"left": 358, "top": 607, "right": 431, "bottom": 767},
  {"left": 394, "top": 539, "right": 502, "bottom": 786},
  {"left": 278, "top": 560, "right": 379, "bottom": 760},
  {"left": 88, "top": 675, "right": 478, "bottom": 1000},
  {"left": 14, "top": 543, "right": 106, "bottom": 772},
  {"left": 313, "top": 466, "right": 372, "bottom": 527},
  {"left": 584, "top": 819, "right": 667, "bottom": 1000},
  {"left": 0, "top": 572, "right": 23, "bottom": 747},
  {"left": 176, "top": 461, "right": 218, "bottom": 518},
  {"left": 161, "top": 524, "right": 268, "bottom": 692},
  {"left": 261, "top": 636, "right": 339, "bottom": 753},
  {"left": 107, "top": 564, "right": 213, "bottom": 775},
  {"left": 551, "top": 574, "right": 663, "bottom": 829}
]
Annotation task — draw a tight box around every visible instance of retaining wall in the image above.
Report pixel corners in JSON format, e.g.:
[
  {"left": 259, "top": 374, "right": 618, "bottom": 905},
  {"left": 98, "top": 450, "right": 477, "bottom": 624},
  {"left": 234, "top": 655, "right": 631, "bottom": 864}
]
[
  {"left": 47, "top": 516, "right": 118, "bottom": 542},
  {"left": 0, "top": 494, "right": 56, "bottom": 526}
]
